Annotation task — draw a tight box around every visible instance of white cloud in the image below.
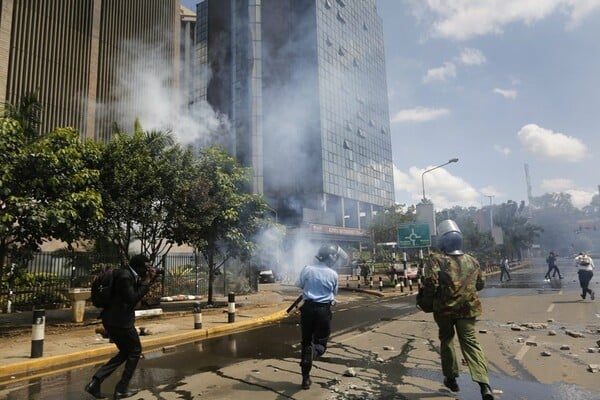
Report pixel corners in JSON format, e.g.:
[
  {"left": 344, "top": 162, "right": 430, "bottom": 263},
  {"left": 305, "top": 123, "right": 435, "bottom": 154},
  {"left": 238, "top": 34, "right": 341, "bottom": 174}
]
[
  {"left": 493, "top": 144, "right": 511, "bottom": 155},
  {"left": 480, "top": 186, "right": 504, "bottom": 198},
  {"left": 458, "top": 48, "right": 487, "bottom": 65},
  {"left": 391, "top": 107, "right": 450, "bottom": 123},
  {"left": 517, "top": 123, "right": 588, "bottom": 161},
  {"left": 567, "top": 189, "right": 596, "bottom": 208},
  {"left": 393, "top": 164, "right": 479, "bottom": 209},
  {"left": 541, "top": 178, "right": 575, "bottom": 192},
  {"left": 423, "top": 62, "right": 456, "bottom": 82},
  {"left": 412, "top": 0, "right": 600, "bottom": 40},
  {"left": 493, "top": 88, "right": 518, "bottom": 99}
]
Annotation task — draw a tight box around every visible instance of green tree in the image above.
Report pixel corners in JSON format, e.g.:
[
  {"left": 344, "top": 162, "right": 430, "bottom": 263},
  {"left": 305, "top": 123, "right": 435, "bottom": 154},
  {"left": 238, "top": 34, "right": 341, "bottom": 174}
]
[
  {"left": 369, "top": 203, "right": 416, "bottom": 244},
  {"left": 176, "top": 147, "right": 266, "bottom": 305},
  {"left": 95, "top": 123, "right": 195, "bottom": 265},
  {"left": 494, "top": 200, "right": 542, "bottom": 260},
  {"left": 1, "top": 90, "right": 42, "bottom": 139},
  {"left": 0, "top": 118, "right": 103, "bottom": 282}
]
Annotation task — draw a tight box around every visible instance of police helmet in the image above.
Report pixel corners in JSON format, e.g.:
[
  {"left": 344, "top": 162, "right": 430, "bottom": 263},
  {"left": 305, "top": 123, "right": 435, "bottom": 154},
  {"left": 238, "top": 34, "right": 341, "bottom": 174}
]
[
  {"left": 316, "top": 243, "right": 348, "bottom": 266},
  {"left": 436, "top": 219, "right": 464, "bottom": 255}
]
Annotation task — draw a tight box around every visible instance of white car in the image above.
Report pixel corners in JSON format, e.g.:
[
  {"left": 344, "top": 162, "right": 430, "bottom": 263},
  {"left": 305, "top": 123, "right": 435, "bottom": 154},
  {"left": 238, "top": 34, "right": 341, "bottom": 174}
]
[{"left": 258, "top": 270, "right": 276, "bottom": 283}]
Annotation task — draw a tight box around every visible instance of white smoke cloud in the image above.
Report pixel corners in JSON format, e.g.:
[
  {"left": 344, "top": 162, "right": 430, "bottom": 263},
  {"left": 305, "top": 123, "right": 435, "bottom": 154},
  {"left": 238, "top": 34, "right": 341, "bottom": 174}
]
[
  {"left": 518, "top": 123, "right": 588, "bottom": 161},
  {"left": 97, "top": 40, "right": 227, "bottom": 145},
  {"left": 567, "top": 189, "right": 595, "bottom": 208}
]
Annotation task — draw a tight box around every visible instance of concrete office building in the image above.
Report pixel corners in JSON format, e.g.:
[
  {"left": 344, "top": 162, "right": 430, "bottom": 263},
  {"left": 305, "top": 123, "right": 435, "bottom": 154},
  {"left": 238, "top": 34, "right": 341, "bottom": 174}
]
[
  {"left": 193, "top": 0, "right": 395, "bottom": 243},
  {"left": 0, "top": 0, "right": 181, "bottom": 142}
]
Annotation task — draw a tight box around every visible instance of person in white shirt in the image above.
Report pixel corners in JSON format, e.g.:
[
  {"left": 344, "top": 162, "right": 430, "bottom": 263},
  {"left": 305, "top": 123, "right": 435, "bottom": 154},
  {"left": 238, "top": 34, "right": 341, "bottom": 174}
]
[{"left": 574, "top": 253, "right": 595, "bottom": 300}]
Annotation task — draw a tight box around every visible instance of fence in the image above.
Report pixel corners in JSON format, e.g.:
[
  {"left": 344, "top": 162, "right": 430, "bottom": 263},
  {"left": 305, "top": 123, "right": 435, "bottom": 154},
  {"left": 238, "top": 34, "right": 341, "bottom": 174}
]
[{"left": 0, "top": 251, "right": 257, "bottom": 311}]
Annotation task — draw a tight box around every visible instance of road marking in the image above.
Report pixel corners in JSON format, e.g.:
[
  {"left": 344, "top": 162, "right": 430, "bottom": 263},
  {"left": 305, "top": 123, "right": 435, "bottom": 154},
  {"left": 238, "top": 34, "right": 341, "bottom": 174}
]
[
  {"left": 546, "top": 303, "right": 555, "bottom": 312},
  {"left": 515, "top": 336, "right": 536, "bottom": 361}
]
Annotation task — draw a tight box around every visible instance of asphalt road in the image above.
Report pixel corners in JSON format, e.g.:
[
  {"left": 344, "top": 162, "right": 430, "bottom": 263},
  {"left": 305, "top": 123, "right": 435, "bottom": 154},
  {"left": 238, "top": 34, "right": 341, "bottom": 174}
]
[{"left": 2, "top": 257, "right": 599, "bottom": 399}]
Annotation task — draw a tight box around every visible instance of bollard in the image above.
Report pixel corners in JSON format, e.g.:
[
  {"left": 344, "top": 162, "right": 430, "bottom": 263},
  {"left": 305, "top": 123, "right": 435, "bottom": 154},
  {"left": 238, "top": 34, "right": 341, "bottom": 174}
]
[
  {"left": 378, "top": 276, "right": 383, "bottom": 292},
  {"left": 417, "top": 277, "right": 422, "bottom": 289},
  {"left": 193, "top": 302, "right": 203, "bottom": 329},
  {"left": 228, "top": 292, "right": 235, "bottom": 323},
  {"left": 6, "top": 289, "right": 13, "bottom": 314},
  {"left": 369, "top": 276, "right": 373, "bottom": 289},
  {"left": 31, "top": 308, "right": 45, "bottom": 358},
  {"left": 408, "top": 279, "right": 413, "bottom": 293},
  {"left": 393, "top": 273, "right": 398, "bottom": 286},
  {"left": 400, "top": 279, "right": 404, "bottom": 293},
  {"left": 346, "top": 275, "right": 349, "bottom": 288}
]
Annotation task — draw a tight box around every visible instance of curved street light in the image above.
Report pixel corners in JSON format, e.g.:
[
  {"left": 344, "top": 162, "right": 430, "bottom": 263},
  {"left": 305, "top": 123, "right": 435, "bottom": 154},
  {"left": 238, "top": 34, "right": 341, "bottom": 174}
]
[{"left": 421, "top": 158, "right": 459, "bottom": 202}]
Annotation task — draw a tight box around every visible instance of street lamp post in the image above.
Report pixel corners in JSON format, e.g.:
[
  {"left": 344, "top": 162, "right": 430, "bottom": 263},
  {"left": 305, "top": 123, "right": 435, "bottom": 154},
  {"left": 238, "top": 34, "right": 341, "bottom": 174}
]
[{"left": 421, "top": 158, "right": 459, "bottom": 202}]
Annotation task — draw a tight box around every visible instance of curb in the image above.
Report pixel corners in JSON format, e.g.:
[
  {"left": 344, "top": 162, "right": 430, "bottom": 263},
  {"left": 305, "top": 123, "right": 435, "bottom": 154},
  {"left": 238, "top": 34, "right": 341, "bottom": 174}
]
[{"left": 0, "top": 307, "right": 290, "bottom": 384}]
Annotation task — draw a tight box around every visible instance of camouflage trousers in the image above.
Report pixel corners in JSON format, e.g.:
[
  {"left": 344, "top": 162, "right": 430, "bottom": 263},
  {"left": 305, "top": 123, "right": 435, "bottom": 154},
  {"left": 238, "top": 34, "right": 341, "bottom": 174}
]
[{"left": 433, "top": 314, "right": 490, "bottom": 384}]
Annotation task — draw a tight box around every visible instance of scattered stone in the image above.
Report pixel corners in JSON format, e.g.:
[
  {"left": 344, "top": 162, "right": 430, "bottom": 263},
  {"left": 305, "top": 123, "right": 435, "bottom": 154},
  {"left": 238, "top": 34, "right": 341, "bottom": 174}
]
[
  {"left": 383, "top": 346, "right": 395, "bottom": 351},
  {"left": 506, "top": 321, "right": 515, "bottom": 325},
  {"left": 525, "top": 340, "right": 538, "bottom": 347},
  {"left": 560, "top": 345, "right": 571, "bottom": 351},
  {"left": 588, "top": 348, "right": 597, "bottom": 353},
  {"left": 479, "top": 329, "right": 488, "bottom": 334},
  {"left": 566, "top": 330, "right": 585, "bottom": 338},
  {"left": 588, "top": 364, "right": 600, "bottom": 373},
  {"left": 511, "top": 325, "right": 524, "bottom": 331},
  {"left": 597, "top": 339, "right": 600, "bottom": 347},
  {"left": 547, "top": 318, "right": 555, "bottom": 323},
  {"left": 344, "top": 367, "right": 357, "bottom": 377},
  {"left": 541, "top": 351, "right": 552, "bottom": 357},
  {"left": 525, "top": 323, "right": 548, "bottom": 329},
  {"left": 548, "top": 330, "right": 557, "bottom": 336},
  {"left": 376, "top": 357, "right": 384, "bottom": 363},
  {"left": 162, "top": 345, "right": 176, "bottom": 353},
  {"left": 517, "top": 337, "right": 524, "bottom": 343}
]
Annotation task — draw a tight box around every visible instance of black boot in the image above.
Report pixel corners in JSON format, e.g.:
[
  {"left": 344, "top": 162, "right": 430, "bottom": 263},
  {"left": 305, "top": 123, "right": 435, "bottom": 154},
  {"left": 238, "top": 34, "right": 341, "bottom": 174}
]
[
  {"left": 443, "top": 377, "right": 459, "bottom": 392},
  {"left": 113, "top": 389, "right": 139, "bottom": 399},
  {"left": 479, "top": 382, "right": 494, "bottom": 400},
  {"left": 84, "top": 378, "right": 106, "bottom": 399},
  {"left": 301, "top": 375, "right": 312, "bottom": 389}
]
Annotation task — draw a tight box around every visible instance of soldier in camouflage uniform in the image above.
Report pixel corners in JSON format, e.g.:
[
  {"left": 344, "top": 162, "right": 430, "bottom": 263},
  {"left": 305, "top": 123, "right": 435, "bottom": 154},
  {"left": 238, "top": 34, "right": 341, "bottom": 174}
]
[{"left": 422, "top": 220, "right": 494, "bottom": 400}]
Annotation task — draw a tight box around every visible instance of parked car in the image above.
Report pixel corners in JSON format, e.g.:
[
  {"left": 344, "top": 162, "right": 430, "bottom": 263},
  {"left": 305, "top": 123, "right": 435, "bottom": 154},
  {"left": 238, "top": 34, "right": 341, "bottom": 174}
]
[{"left": 258, "top": 270, "right": 276, "bottom": 283}]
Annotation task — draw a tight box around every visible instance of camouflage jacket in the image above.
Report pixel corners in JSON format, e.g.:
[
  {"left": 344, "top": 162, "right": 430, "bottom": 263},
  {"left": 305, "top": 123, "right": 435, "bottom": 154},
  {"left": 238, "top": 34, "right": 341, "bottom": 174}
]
[{"left": 422, "top": 251, "right": 485, "bottom": 318}]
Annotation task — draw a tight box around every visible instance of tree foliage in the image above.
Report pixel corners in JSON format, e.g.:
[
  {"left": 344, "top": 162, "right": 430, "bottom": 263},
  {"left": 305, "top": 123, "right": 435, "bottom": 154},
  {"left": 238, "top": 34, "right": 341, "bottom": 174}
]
[
  {"left": 0, "top": 117, "right": 103, "bottom": 282},
  {"left": 176, "top": 147, "right": 267, "bottom": 304},
  {"left": 369, "top": 203, "right": 416, "bottom": 244},
  {"left": 94, "top": 123, "right": 194, "bottom": 265}
]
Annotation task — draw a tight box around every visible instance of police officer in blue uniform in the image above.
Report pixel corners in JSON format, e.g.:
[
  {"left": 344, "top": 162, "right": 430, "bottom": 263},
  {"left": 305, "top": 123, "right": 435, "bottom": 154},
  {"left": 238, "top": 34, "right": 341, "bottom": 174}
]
[{"left": 295, "top": 243, "right": 346, "bottom": 389}]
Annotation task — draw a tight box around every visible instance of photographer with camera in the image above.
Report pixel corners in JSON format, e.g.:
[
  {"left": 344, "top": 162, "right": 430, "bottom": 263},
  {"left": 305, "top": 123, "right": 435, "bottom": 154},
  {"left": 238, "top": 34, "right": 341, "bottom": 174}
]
[{"left": 85, "top": 254, "right": 159, "bottom": 399}]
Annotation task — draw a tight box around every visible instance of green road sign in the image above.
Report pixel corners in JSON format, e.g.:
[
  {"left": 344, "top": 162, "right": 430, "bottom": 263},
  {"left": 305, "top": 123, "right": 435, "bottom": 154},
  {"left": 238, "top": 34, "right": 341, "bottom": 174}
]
[{"left": 397, "top": 223, "right": 431, "bottom": 248}]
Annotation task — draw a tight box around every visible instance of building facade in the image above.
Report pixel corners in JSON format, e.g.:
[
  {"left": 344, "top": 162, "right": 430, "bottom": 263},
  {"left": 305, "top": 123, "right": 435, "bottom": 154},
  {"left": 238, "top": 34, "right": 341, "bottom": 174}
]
[
  {"left": 193, "top": 0, "right": 395, "bottom": 242},
  {"left": 0, "top": 0, "right": 181, "bottom": 142}
]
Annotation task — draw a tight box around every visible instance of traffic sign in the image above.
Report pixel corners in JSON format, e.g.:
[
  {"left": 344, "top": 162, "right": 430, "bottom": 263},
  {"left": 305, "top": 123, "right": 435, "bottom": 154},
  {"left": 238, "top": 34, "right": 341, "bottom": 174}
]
[{"left": 397, "top": 223, "right": 431, "bottom": 248}]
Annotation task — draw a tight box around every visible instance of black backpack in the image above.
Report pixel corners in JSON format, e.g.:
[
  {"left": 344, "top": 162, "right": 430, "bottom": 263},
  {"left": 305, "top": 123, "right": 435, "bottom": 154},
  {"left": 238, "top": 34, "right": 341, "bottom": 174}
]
[{"left": 91, "top": 268, "right": 115, "bottom": 308}]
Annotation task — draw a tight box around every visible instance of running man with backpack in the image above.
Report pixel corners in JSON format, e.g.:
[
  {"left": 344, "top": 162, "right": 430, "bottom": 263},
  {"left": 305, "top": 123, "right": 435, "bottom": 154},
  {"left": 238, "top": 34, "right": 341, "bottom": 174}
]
[{"left": 85, "top": 254, "right": 158, "bottom": 399}]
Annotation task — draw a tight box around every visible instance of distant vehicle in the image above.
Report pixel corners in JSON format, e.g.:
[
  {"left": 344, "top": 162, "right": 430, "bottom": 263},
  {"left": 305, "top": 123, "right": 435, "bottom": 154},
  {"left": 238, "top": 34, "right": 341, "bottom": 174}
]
[{"left": 258, "top": 270, "right": 276, "bottom": 283}]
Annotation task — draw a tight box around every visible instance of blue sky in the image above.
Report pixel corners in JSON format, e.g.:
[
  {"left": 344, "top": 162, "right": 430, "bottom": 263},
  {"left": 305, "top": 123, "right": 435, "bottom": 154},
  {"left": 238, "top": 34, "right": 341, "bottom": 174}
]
[
  {"left": 378, "top": 0, "right": 600, "bottom": 209},
  {"left": 180, "top": 1, "right": 600, "bottom": 210}
]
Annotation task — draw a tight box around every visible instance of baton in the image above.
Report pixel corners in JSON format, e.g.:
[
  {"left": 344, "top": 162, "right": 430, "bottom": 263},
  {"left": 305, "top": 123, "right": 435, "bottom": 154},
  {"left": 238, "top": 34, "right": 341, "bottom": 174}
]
[{"left": 286, "top": 295, "right": 303, "bottom": 313}]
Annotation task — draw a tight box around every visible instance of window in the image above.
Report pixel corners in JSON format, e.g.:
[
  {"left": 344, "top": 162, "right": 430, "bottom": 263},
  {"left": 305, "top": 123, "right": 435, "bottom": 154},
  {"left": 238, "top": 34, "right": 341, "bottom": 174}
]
[
  {"left": 325, "top": 0, "right": 332, "bottom": 9},
  {"left": 336, "top": 0, "right": 346, "bottom": 6},
  {"left": 343, "top": 139, "right": 352, "bottom": 150},
  {"left": 357, "top": 128, "right": 366, "bottom": 138},
  {"left": 337, "top": 11, "right": 346, "bottom": 23}
]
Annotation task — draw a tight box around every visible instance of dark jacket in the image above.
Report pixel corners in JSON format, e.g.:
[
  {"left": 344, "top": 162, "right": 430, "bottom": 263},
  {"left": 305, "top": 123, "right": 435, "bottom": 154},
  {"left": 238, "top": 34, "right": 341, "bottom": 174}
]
[{"left": 101, "top": 266, "right": 151, "bottom": 328}]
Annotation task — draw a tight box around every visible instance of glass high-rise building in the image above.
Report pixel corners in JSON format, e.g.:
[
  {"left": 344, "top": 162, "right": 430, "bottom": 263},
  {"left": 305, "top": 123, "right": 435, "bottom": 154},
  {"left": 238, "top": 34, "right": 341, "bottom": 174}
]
[{"left": 194, "top": 0, "right": 394, "bottom": 242}]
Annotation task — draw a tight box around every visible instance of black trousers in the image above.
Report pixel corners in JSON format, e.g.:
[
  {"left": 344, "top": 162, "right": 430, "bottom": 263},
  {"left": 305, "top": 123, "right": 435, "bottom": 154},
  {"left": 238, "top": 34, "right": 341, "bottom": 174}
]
[
  {"left": 300, "top": 301, "right": 332, "bottom": 376},
  {"left": 545, "top": 265, "right": 562, "bottom": 279},
  {"left": 93, "top": 325, "right": 142, "bottom": 392},
  {"left": 500, "top": 267, "right": 511, "bottom": 281},
  {"left": 578, "top": 270, "right": 594, "bottom": 298}
]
